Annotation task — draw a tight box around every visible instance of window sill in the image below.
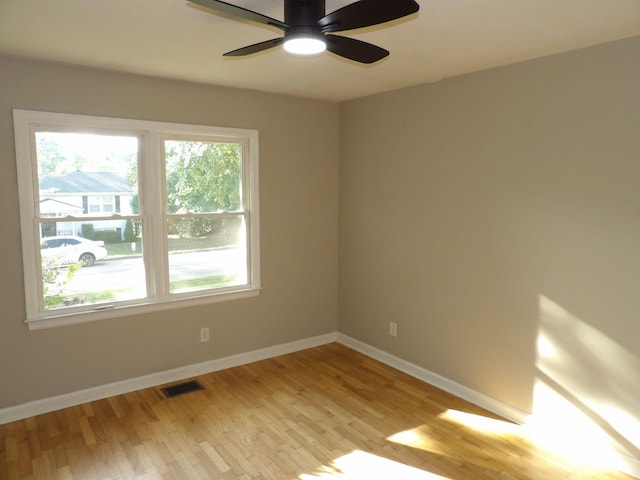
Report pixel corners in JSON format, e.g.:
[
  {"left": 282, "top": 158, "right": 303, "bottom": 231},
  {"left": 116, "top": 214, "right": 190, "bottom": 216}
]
[{"left": 26, "top": 288, "right": 260, "bottom": 330}]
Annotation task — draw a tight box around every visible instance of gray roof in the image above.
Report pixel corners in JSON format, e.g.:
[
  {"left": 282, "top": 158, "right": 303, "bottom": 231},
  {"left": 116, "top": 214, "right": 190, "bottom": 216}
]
[{"left": 40, "top": 171, "right": 134, "bottom": 194}]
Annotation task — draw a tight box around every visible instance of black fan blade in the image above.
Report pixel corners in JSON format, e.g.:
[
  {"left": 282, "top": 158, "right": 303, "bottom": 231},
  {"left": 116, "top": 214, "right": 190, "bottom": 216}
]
[
  {"left": 319, "top": 0, "right": 419, "bottom": 33},
  {"left": 325, "top": 35, "right": 389, "bottom": 64},
  {"left": 224, "top": 37, "right": 284, "bottom": 57},
  {"left": 188, "top": 0, "right": 289, "bottom": 31}
]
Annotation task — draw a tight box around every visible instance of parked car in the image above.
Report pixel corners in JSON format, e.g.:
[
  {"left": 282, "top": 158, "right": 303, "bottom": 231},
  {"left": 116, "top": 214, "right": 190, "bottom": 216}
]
[{"left": 40, "top": 236, "right": 108, "bottom": 267}]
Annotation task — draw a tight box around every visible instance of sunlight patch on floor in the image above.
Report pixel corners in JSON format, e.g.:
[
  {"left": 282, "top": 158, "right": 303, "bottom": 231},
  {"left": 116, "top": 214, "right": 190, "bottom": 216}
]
[
  {"left": 440, "top": 409, "right": 520, "bottom": 436},
  {"left": 299, "top": 450, "right": 451, "bottom": 479},
  {"left": 387, "top": 409, "right": 628, "bottom": 476},
  {"left": 386, "top": 425, "right": 449, "bottom": 455}
]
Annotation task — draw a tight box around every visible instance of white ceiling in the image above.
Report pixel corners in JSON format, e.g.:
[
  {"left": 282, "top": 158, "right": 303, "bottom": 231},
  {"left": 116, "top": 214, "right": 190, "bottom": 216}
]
[{"left": 1, "top": 0, "right": 639, "bottom": 102}]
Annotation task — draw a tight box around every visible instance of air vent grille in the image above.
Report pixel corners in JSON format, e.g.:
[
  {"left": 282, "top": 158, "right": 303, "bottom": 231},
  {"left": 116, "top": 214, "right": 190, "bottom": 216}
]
[{"left": 160, "top": 380, "right": 204, "bottom": 398}]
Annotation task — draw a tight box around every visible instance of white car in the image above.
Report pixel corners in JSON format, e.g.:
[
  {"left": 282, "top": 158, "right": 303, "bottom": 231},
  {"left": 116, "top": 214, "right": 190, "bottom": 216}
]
[{"left": 40, "top": 236, "right": 108, "bottom": 267}]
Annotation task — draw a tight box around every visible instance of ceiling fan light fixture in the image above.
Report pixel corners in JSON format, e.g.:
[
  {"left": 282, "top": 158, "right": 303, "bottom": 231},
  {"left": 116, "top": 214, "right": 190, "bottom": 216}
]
[
  {"left": 283, "top": 36, "right": 326, "bottom": 55},
  {"left": 188, "top": 0, "right": 420, "bottom": 63}
]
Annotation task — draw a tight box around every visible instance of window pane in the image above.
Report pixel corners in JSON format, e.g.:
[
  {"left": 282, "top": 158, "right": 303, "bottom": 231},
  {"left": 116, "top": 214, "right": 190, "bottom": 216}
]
[
  {"left": 36, "top": 132, "right": 138, "bottom": 217},
  {"left": 167, "top": 216, "right": 247, "bottom": 293},
  {"left": 164, "top": 140, "right": 241, "bottom": 214},
  {"left": 41, "top": 220, "right": 146, "bottom": 310},
  {"left": 88, "top": 196, "right": 115, "bottom": 214}
]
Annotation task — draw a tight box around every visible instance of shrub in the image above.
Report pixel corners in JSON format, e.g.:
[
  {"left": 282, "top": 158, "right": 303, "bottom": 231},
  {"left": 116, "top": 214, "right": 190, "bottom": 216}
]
[
  {"left": 94, "top": 229, "right": 121, "bottom": 244},
  {"left": 81, "top": 223, "right": 95, "bottom": 239},
  {"left": 124, "top": 220, "right": 137, "bottom": 242},
  {"left": 42, "top": 255, "right": 81, "bottom": 308}
]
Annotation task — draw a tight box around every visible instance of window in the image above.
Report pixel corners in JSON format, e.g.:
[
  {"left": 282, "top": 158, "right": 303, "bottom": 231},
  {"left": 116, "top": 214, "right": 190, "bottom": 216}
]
[
  {"left": 14, "top": 110, "right": 260, "bottom": 329},
  {"left": 88, "top": 196, "right": 115, "bottom": 214}
]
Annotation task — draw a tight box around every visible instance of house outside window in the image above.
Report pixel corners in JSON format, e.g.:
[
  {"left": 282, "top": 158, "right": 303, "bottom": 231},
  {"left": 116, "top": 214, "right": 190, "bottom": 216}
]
[
  {"left": 40, "top": 171, "right": 134, "bottom": 238},
  {"left": 14, "top": 110, "right": 260, "bottom": 329}
]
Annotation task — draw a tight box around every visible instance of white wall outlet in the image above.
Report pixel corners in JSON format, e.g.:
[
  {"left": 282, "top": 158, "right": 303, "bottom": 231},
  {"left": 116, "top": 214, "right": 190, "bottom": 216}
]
[
  {"left": 200, "top": 327, "right": 210, "bottom": 343},
  {"left": 389, "top": 322, "right": 398, "bottom": 337}
]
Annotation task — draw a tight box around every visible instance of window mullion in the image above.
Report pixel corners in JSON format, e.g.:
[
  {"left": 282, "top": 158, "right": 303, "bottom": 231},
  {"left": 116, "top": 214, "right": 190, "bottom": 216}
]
[{"left": 140, "top": 131, "right": 170, "bottom": 300}]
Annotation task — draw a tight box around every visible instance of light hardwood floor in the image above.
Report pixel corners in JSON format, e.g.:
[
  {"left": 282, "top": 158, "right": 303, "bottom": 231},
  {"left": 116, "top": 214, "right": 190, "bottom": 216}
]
[{"left": 0, "top": 343, "right": 634, "bottom": 479}]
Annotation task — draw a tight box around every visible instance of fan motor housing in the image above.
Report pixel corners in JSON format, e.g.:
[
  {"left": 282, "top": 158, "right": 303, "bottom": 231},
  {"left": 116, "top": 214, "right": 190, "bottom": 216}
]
[{"left": 285, "top": 0, "right": 325, "bottom": 26}]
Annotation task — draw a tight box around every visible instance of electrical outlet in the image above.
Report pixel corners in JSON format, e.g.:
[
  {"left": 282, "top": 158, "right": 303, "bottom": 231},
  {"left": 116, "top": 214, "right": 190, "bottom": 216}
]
[
  {"left": 200, "top": 327, "right": 210, "bottom": 343},
  {"left": 389, "top": 322, "right": 398, "bottom": 337}
]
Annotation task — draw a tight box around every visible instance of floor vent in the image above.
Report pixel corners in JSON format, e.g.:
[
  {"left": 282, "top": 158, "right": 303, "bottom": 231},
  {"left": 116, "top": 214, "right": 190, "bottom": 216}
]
[{"left": 160, "top": 380, "right": 204, "bottom": 398}]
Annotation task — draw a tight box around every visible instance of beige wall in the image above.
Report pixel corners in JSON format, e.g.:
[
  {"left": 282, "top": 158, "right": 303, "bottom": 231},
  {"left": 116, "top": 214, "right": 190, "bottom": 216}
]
[
  {"left": 339, "top": 36, "right": 640, "bottom": 458},
  {"left": 0, "top": 55, "right": 339, "bottom": 408}
]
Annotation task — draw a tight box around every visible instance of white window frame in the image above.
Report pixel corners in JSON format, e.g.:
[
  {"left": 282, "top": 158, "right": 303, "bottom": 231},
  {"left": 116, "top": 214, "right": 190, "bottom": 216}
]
[{"left": 14, "top": 109, "right": 260, "bottom": 330}]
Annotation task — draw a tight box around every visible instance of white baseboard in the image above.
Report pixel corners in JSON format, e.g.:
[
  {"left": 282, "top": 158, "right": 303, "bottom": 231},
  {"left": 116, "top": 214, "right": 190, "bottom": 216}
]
[
  {"left": 0, "top": 332, "right": 337, "bottom": 425},
  {"left": 336, "top": 333, "right": 530, "bottom": 424}
]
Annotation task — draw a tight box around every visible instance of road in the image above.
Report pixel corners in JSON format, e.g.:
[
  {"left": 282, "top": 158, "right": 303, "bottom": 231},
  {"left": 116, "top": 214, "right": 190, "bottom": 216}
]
[{"left": 64, "top": 248, "right": 244, "bottom": 297}]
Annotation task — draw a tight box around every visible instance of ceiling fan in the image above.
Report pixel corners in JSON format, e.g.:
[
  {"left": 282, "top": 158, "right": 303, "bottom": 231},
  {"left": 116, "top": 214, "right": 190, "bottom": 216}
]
[{"left": 187, "top": 0, "right": 420, "bottom": 64}]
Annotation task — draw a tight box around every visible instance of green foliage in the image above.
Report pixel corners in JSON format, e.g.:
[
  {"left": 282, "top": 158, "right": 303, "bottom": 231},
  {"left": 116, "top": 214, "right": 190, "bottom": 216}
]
[
  {"left": 94, "top": 229, "right": 121, "bottom": 243},
  {"left": 127, "top": 161, "right": 140, "bottom": 215},
  {"left": 185, "top": 218, "right": 221, "bottom": 238},
  {"left": 132, "top": 219, "right": 142, "bottom": 238},
  {"left": 36, "top": 135, "right": 66, "bottom": 180},
  {"left": 166, "top": 216, "right": 242, "bottom": 242},
  {"left": 42, "top": 255, "right": 81, "bottom": 308},
  {"left": 129, "top": 194, "right": 140, "bottom": 215},
  {"left": 165, "top": 141, "right": 241, "bottom": 237},
  {"left": 124, "top": 220, "right": 137, "bottom": 242},
  {"left": 128, "top": 141, "right": 240, "bottom": 238},
  {"left": 81, "top": 223, "right": 95, "bottom": 239}
]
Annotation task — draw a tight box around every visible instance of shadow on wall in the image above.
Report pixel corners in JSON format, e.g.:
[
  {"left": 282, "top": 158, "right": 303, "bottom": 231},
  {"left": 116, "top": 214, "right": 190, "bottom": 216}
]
[{"left": 531, "top": 295, "right": 640, "bottom": 470}]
